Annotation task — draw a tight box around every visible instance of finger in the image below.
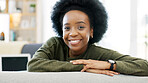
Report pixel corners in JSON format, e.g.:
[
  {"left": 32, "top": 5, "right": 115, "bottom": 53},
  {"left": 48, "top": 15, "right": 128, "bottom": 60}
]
[
  {"left": 85, "top": 69, "right": 96, "bottom": 73},
  {"left": 102, "top": 70, "right": 119, "bottom": 76},
  {"left": 105, "top": 71, "right": 115, "bottom": 76},
  {"left": 72, "top": 60, "right": 84, "bottom": 64},
  {"left": 106, "top": 73, "right": 114, "bottom": 76},
  {"left": 81, "top": 66, "right": 88, "bottom": 72},
  {"left": 86, "top": 69, "right": 117, "bottom": 76},
  {"left": 70, "top": 59, "right": 85, "bottom": 62},
  {"left": 108, "top": 71, "right": 119, "bottom": 75},
  {"left": 70, "top": 60, "right": 90, "bottom": 65}
]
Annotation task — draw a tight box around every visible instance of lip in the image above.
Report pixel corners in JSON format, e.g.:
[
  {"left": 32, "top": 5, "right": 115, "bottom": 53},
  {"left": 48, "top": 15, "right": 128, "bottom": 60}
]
[{"left": 68, "top": 39, "right": 81, "bottom": 45}]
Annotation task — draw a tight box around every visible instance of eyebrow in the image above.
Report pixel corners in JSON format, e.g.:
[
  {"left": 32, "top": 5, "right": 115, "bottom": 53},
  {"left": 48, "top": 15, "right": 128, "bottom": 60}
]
[
  {"left": 64, "top": 21, "right": 86, "bottom": 26},
  {"left": 75, "top": 21, "right": 86, "bottom": 24},
  {"left": 64, "top": 23, "right": 70, "bottom": 26}
]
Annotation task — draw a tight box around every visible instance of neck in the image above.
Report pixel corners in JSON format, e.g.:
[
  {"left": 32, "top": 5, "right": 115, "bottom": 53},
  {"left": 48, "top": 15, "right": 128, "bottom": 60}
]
[{"left": 69, "top": 45, "right": 88, "bottom": 58}]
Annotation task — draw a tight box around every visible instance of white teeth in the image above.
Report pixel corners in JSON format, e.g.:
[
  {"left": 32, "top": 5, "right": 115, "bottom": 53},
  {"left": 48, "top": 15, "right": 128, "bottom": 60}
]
[{"left": 70, "top": 40, "right": 80, "bottom": 43}]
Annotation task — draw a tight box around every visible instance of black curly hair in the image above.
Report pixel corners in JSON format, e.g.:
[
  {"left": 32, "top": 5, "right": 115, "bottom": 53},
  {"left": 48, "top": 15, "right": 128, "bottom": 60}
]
[{"left": 51, "top": 0, "right": 108, "bottom": 44}]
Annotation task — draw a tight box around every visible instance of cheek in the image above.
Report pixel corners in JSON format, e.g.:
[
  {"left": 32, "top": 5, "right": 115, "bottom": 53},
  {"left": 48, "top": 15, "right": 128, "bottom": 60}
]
[
  {"left": 81, "top": 31, "right": 91, "bottom": 43},
  {"left": 84, "top": 30, "right": 91, "bottom": 39}
]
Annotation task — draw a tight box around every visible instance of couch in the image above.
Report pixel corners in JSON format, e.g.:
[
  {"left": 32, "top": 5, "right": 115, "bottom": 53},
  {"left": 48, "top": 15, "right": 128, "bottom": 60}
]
[
  {"left": 0, "top": 72, "right": 148, "bottom": 83},
  {"left": 21, "top": 43, "right": 42, "bottom": 58}
]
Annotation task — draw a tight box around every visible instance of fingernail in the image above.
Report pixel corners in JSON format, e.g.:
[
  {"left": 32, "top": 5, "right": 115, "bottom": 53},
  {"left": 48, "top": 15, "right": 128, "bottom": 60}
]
[
  {"left": 115, "top": 73, "right": 119, "bottom": 75},
  {"left": 70, "top": 61, "right": 73, "bottom": 63},
  {"left": 111, "top": 74, "right": 114, "bottom": 76},
  {"left": 73, "top": 62, "right": 76, "bottom": 64}
]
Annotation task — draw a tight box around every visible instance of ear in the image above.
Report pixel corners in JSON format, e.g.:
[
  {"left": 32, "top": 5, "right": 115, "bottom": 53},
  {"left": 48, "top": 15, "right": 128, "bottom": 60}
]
[{"left": 90, "top": 27, "right": 93, "bottom": 38}]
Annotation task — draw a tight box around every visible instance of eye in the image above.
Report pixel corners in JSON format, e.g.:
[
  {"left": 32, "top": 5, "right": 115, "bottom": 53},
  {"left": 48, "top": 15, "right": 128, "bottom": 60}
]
[
  {"left": 64, "top": 27, "right": 70, "bottom": 31},
  {"left": 78, "top": 26, "right": 84, "bottom": 30}
]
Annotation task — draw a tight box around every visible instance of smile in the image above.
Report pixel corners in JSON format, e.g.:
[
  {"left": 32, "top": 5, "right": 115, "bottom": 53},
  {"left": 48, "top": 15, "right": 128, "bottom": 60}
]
[{"left": 69, "top": 39, "right": 81, "bottom": 45}]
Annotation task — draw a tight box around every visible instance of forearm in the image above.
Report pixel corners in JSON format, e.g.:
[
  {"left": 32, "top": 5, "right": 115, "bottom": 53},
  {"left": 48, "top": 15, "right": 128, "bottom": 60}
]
[
  {"left": 27, "top": 58, "right": 83, "bottom": 72},
  {"left": 115, "top": 60, "right": 148, "bottom": 76},
  {"left": 104, "top": 52, "right": 148, "bottom": 76}
]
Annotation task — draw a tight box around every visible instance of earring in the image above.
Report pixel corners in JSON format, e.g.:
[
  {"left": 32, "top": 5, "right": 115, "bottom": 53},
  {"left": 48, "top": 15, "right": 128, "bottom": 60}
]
[{"left": 91, "top": 35, "right": 93, "bottom": 38}]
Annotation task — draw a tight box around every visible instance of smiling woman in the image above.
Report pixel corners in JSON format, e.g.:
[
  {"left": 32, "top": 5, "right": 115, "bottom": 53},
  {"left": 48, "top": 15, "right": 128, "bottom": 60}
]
[
  {"left": 62, "top": 10, "right": 93, "bottom": 57},
  {"left": 27, "top": 0, "right": 148, "bottom": 76}
]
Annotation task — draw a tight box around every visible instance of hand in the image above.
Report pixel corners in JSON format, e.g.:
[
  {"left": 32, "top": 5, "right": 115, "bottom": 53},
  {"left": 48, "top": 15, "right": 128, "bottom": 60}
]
[
  {"left": 70, "top": 59, "right": 110, "bottom": 70},
  {"left": 85, "top": 68, "right": 119, "bottom": 76}
]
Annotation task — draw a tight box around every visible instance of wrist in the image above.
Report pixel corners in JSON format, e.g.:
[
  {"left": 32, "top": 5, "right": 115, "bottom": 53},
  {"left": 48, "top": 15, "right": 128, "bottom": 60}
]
[
  {"left": 113, "top": 64, "right": 116, "bottom": 70},
  {"left": 105, "top": 61, "right": 111, "bottom": 70},
  {"left": 107, "top": 60, "right": 116, "bottom": 71}
]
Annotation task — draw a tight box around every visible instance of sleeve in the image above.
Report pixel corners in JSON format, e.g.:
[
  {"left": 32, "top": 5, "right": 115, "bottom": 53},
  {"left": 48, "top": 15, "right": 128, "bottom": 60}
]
[
  {"left": 101, "top": 49, "right": 148, "bottom": 76},
  {"left": 27, "top": 37, "right": 83, "bottom": 72},
  {"left": 115, "top": 54, "right": 148, "bottom": 76}
]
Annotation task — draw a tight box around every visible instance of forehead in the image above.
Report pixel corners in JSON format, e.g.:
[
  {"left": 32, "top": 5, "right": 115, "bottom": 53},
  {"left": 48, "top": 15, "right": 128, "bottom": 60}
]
[{"left": 63, "top": 10, "right": 89, "bottom": 24}]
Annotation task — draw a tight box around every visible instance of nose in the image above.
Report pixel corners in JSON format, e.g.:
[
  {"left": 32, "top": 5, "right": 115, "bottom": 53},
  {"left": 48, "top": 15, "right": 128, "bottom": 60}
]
[{"left": 69, "top": 28, "right": 78, "bottom": 37}]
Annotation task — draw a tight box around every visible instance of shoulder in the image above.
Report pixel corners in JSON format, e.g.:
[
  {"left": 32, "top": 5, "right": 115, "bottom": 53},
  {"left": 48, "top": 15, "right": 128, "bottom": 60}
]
[
  {"left": 43, "top": 36, "right": 65, "bottom": 48},
  {"left": 88, "top": 44, "right": 123, "bottom": 59},
  {"left": 89, "top": 44, "right": 114, "bottom": 53}
]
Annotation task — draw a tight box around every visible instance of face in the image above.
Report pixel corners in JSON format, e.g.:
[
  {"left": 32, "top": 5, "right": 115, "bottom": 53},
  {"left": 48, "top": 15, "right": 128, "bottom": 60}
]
[{"left": 62, "top": 10, "right": 93, "bottom": 56}]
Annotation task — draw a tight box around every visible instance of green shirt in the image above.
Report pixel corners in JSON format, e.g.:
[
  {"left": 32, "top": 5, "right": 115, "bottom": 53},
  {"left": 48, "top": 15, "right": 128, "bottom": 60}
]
[{"left": 27, "top": 37, "right": 148, "bottom": 76}]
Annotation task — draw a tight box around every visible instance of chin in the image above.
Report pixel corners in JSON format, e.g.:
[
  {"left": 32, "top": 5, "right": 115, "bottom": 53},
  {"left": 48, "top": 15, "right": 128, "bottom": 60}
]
[{"left": 69, "top": 46, "right": 82, "bottom": 52}]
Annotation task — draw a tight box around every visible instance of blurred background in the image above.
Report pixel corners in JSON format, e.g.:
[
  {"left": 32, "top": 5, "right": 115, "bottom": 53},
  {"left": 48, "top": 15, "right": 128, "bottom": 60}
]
[{"left": 0, "top": 0, "right": 148, "bottom": 60}]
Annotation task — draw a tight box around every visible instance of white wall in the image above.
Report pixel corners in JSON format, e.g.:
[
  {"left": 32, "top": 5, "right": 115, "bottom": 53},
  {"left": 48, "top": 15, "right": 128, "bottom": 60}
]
[
  {"left": 37, "top": 0, "right": 58, "bottom": 43},
  {"left": 99, "top": 0, "right": 131, "bottom": 55},
  {"left": 41, "top": 0, "right": 57, "bottom": 42},
  {"left": 130, "top": 0, "right": 138, "bottom": 57},
  {"left": 137, "top": 0, "right": 148, "bottom": 59}
]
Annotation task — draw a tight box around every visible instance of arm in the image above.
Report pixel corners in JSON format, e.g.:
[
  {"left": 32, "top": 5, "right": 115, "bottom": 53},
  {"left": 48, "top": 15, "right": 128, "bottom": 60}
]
[
  {"left": 71, "top": 46, "right": 148, "bottom": 76},
  {"left": 104, "top": 51, "right": 148, "bottom": 76},
  {"left": 27, "top": 57, "right": 83, "bottom": 72},
  {"left": 114, "top": 55, "right": 148, "bottom": 76},
  {"left": 27, "top": 37, "right": 83, "bottom": 72}
]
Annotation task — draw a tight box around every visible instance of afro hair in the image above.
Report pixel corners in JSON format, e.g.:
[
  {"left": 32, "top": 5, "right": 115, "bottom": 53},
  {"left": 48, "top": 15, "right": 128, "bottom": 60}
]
[{"left": 51, "top": 0, "right": 108, "bottom": 44}]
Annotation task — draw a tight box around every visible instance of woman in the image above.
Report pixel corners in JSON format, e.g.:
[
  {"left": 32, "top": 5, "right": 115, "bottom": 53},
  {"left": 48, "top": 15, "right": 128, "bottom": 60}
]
[{"left": 28, "top": 0, "right": 148, "bottom": 76}]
